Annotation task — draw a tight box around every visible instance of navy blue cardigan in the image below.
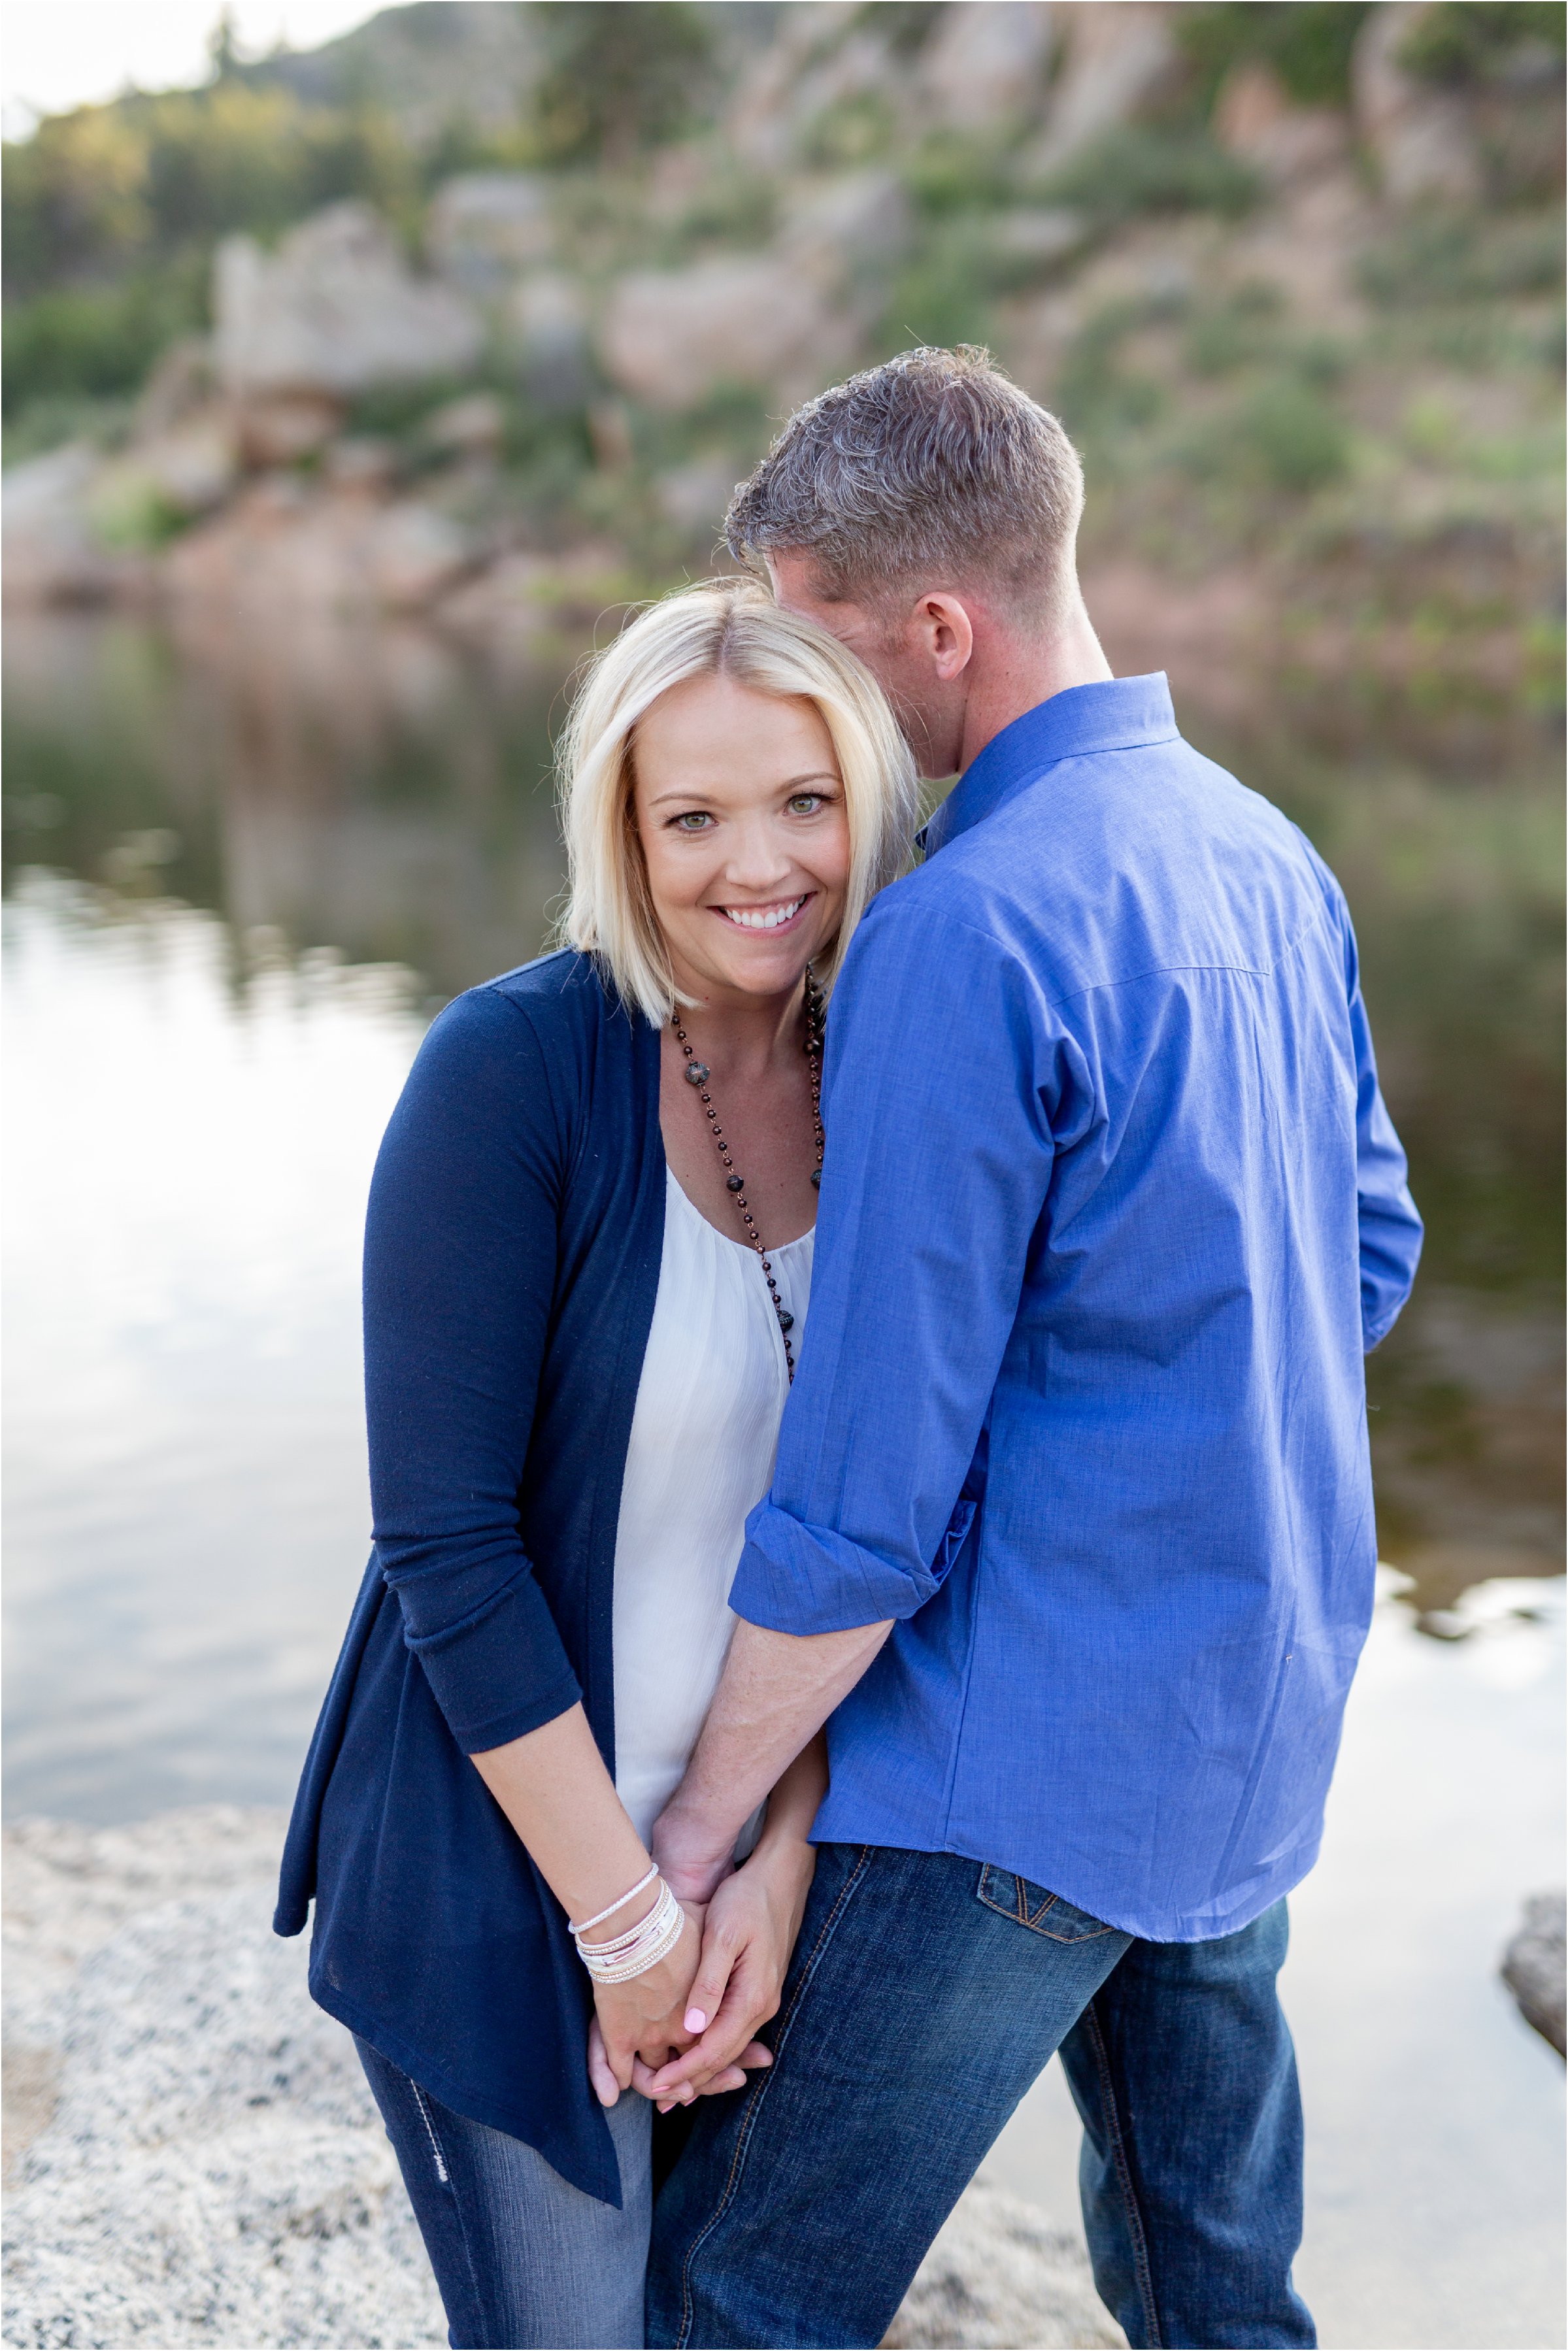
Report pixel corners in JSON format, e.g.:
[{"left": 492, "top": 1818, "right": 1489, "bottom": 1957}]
[{"left": 275, "top": 951, "right": 669, "bottom": 2205}]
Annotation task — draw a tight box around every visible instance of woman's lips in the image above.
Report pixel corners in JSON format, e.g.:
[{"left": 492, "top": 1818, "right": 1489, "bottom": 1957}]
[{"left": 712, "top": 893, "right": 812, "bottom": 933}]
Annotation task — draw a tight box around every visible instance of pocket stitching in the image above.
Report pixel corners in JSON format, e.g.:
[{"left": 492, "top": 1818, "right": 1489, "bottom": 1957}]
[{"left": 976, "top": 1863, "right": 1114, "bottom": 1942}]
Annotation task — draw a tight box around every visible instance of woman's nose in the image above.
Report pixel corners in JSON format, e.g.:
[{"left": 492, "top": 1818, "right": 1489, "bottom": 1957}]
[{"left": 722, "top": 818, "right": 793, "bottom": 890}]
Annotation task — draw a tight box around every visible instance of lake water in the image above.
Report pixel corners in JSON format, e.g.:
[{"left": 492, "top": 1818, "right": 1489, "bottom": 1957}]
[{"left": 4, "top": 610, "right": 1563, "bottom": 2346}]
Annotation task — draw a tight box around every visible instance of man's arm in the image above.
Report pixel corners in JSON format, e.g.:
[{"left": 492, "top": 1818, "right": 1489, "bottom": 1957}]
[
  {"left": 654, "top": 892, "right": 1069, "bottom": 1878},
  {"left": 654, "top": 1622, "right": 892, "bottom": 1899}
]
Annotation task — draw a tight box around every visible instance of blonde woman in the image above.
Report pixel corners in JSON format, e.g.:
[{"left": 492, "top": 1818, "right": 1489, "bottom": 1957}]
[{"left": 275, "top": 579, "right": 917, "bottom": 2350}]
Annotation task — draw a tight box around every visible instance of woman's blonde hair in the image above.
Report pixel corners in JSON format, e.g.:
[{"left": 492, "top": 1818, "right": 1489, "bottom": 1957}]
[{"left": 556, "top": 577, "right": 918, "bottom": 1025}]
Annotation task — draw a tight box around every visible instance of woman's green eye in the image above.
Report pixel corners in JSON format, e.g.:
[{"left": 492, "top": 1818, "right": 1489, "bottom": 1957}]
[
  {"left": 675, "top": 812, "right": 713, "bottom": 831},
  {"left": 789, "top": 793, "right": 826, "bottom": 814}
]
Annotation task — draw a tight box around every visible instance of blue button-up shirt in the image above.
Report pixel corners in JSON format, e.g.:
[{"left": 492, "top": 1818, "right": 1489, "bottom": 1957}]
[{"left": 731, "top": 675, "right": 1422, "bottom": 1941}]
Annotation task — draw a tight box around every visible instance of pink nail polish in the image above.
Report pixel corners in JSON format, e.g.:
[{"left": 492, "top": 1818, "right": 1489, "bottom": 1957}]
[{"left": 685, "top": 2008, "right": 707, "bottom": 2033}]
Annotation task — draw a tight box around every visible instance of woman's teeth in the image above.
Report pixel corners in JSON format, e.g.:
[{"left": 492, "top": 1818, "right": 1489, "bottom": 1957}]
[{"left": 720, "top": 897, "right": 806, "bottom": 931}]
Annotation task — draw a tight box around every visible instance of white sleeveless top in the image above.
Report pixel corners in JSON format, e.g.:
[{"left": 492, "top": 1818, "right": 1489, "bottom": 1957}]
[{"left": 611, "top": 1167, "right": 814, "bottom": 1842}]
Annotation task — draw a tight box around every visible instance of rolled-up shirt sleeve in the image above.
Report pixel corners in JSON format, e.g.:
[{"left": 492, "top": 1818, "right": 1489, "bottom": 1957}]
[
  {"left": 363, "top": 989, "right": 582, "bottom": 1754},
  {"left": 731, "top": 899, "right": 1065, "bottom": 1635}
]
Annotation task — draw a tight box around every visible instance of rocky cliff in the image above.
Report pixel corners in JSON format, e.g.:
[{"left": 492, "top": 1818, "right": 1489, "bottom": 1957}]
[{"left": 4, "top": 2, "right": 1560, "bottom": 737}]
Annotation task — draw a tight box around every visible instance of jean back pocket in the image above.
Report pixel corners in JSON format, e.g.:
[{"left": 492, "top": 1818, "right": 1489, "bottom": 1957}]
[{"left": 976, "top": 1863, "right": 1115, "bottom": 1942}]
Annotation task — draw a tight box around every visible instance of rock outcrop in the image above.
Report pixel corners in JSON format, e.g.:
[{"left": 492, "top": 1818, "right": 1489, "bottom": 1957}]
[
  {"left": 1501, "top": 1892, "right": 1567, "bottom": 2058},
  {"left": 599, "top": 254, "right": 858, "bottom": 412},
  {"left": 1352, "top": 2, "right": 1482, "bottom": 205},
  {"left": 1027, "top": 3, "right": 1180, "bottom": 175},
  {"left": 3, "top": 1809, "right": 1122, "bottom": 2351},
  {"left": 426, "top": 173, "right": 556, "bottom": 295},
  {"left": 214, "top": 203, "right": 484, "bottom": 399}
]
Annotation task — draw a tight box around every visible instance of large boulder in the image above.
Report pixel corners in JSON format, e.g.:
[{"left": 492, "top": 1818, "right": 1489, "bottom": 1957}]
[
  {"left": 1502, "top": 1892, "right": 1566, "bottom": 2058},
  {"left": 0, "top": 446, "right": 133, "bottom": 605},
  {"left": 505, "top": 271, "right": 592, "bottom": 408},
  {"left": 1213, "top": 61, "right": 1350, "bottom": 188},
  {"left": 723, "top": 4, "right": 900, "bottom": 173},
  {"left": 426, "top": 173, "right": 556, "bottom": 297},
  {"left": 1352, "top": 2, "right": 1482, "bottom": 204},
  {"left": 782, "top": 168, "right": 914, "bottom": 287},
  {"left": 599, "top": 254, "right": 857, "bottom": 412},
  {"left": 214, "top": 203, "right": 484, "bottom": 399},
  {"left": 1027, "top": 3, "right": 1180, "bottom": 174},
  {"left": 163, "top": 480, "right": 476, "bottom": 616},
  {"left": 917, "top": 1, "right": 1055, "bottom": 135}
]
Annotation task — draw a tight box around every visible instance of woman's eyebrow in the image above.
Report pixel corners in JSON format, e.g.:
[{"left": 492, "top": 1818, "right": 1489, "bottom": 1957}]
[{"left": 645, "top": 769, "right": 840, "bottom": 809}]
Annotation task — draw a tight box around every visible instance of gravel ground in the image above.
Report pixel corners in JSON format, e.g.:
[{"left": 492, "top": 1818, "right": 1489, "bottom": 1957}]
[{"left": 2, "top": 1809, "right": 1121, "bottom": 2350}]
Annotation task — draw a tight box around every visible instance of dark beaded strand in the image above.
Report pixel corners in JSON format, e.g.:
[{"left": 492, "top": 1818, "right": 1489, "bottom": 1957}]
[{"left": 673, "top": 969, "right": 826, "bottom": 1383}]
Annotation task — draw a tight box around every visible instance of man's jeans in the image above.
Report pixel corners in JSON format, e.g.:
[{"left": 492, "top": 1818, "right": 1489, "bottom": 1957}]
[{"left": 647, "top": 1845, "right": 1314, "bottom": 2350}]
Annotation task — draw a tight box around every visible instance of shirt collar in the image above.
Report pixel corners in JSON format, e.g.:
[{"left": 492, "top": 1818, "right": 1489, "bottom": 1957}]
[{"left": 919, "top": 673, "right": 1179, "bottom": 858}]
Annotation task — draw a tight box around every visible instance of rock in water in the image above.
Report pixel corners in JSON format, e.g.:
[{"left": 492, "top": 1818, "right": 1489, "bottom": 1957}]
[
  {"left": 1502, "top": 1892, "right": 1567, "bottom": 2058},
  {"left": 3, "top": 1812, "right": 1120, "bottom": 2347}
]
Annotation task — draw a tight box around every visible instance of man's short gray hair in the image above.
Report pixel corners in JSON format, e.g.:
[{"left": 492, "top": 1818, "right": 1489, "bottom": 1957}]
[{"left": 726, "top": 345, "right": 1085, "bottom": 618}]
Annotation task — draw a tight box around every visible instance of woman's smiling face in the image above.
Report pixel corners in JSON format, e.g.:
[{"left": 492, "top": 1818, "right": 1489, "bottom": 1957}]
[{"left": 631, "top": 671, "right": 851, "bottom": 1009}]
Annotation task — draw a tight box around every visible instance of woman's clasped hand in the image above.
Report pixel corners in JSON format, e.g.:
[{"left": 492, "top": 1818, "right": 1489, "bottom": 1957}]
[{"left": 586, "top": 1842, "right": 812, "bottom": 2113}]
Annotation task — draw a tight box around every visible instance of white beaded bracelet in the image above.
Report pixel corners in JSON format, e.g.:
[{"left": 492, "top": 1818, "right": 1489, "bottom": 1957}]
[
  {"left": 567, "top": 1863, "right": 660, "bottom": 1939},
  {"left": 575, "top": 1878, "right": 686, "bottom": 1985}
]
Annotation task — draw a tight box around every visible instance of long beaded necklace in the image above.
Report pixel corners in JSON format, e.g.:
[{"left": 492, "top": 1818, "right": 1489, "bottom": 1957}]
[{"left": 671, "top": 968, "right": 826, "bottom": 1383}]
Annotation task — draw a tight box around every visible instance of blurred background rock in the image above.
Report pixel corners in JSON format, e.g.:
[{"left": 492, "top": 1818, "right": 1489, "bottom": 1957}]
[{"left": 2, "top": 8, "right": 1563, "bottom": 2347}]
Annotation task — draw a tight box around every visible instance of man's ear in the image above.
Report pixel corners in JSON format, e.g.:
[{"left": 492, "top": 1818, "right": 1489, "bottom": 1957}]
[{"left": 910, "top": 592, "right": 975, "bottom": 682}]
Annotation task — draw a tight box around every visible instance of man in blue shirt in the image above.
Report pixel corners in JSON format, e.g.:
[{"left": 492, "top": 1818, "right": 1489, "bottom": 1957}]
[{"left": 644, "top": 348, "right": 1422, "bottom": 2350}]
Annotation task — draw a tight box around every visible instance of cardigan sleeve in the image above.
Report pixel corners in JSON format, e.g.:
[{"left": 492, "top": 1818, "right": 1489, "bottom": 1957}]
[{"left": 363, "top": 986, "right": 582, "bottom": 1754}]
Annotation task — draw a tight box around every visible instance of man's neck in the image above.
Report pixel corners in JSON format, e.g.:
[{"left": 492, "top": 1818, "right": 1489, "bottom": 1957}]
[{"left": 955, "top": 594, "right": 1114, "bottom": 775}]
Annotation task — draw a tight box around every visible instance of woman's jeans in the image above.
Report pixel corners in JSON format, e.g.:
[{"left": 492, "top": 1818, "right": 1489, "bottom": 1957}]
[
  {"left": 355, "top": 2037, "right": 652, "bottom": 2350},
  {"left": 645, "top": 1844, "right": 1315, "bottom": 2351}
]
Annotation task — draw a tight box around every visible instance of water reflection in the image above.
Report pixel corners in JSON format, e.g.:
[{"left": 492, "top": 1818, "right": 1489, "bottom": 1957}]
[
  {"left": 3, "top": 876, "right": 424, "bottom": 1817},
  {"left": 2, "top": 610, "right": 1561, "bottom": 1820},
  {"left": 3, "top": 609, "right": 568, "bottom": 1003}
]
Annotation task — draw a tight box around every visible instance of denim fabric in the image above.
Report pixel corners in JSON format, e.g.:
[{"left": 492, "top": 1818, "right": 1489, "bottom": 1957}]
[
  {"left": 356, "top": 2037, "right": 652, "bottom": 2349},
  {"left": 1059, "top": 1901, "right": 1312, "bottom": 2348},
  {"left": 731, "top": 675, "right": 1423, "bottom": 1940},
  {"left": 644, "top": 1846, "right": 1313, "bottom": 2351}
]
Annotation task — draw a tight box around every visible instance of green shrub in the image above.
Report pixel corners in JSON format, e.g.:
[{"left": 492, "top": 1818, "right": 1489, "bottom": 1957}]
[
  {"left": 878, "top": 220, "right": 1001, "bottom": 351},
  {"left": 800, "top": 92, "right": 898, "bottom": 170},
  {"left": 1359, "top": 211, "right": 1565, "bottom": 307},
  {"left": 1397, "top": 3, "right": 1566, "bottom": 87},
  {"left": 1182, "top": 284, "right": 1283, "bottom": 377},
  {"left": 529, "top": 4, "right": 716, "bottom": 167},
  {"left": 852, "top": 3, "right": 945, "bottom": 58},
  {"left": 3, "top": 83, "right": 417, "bottom": 299},
  {"left": 1054, "top": 306, "right": 1173, "bottom": 441},
  {"left": 902, "top": 135, "right": 1017, "bottom": 219},
  {"left": 1033, "top": 129, "right": 1259, "bottom": 227},
  {"left": 1242, "top": 379, "right": 1349, "bottom": 490},
  {"left": 1177, "top": 3, "right": 1375, "bottom": 108},
  {"left": 3, "top": 262, "right": 206, "bottom": 416},
  {"left": 2, "top": 392, "right": 132, "bottom": 464},
  {"left": 1181, "top": 377, "right": 1349, "bottom": 493}
]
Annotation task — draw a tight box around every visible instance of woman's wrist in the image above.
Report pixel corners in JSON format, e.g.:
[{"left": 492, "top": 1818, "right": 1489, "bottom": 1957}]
[{"left": 575, "top": 1869, "right": 662, "bottom": 1945}]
